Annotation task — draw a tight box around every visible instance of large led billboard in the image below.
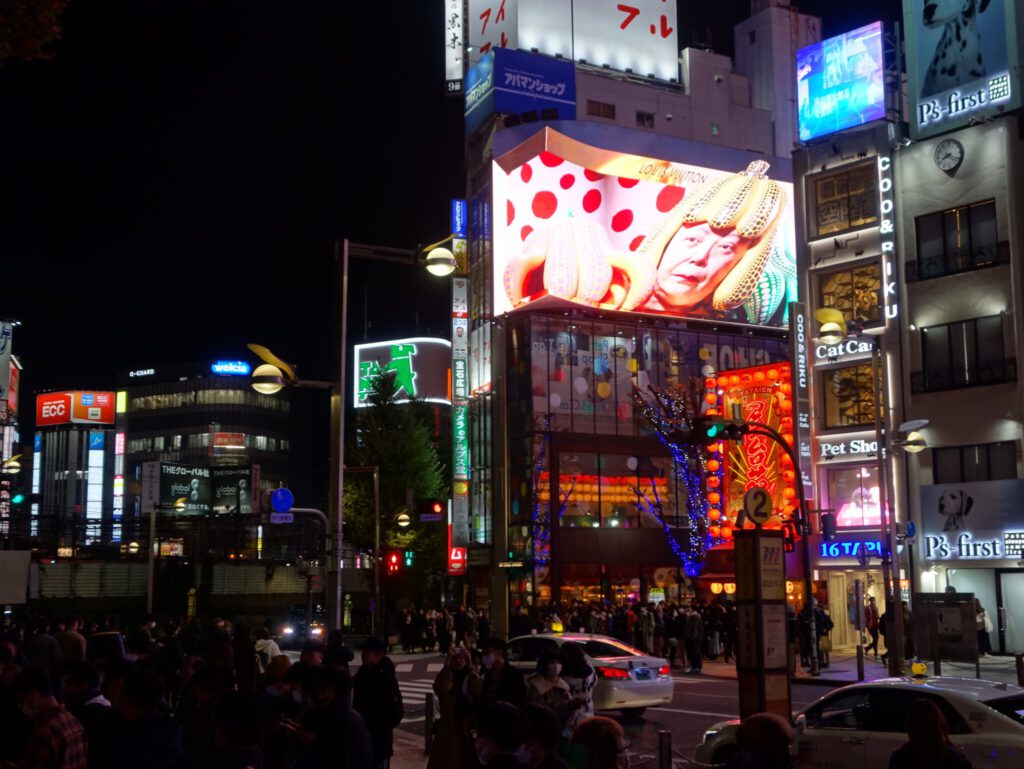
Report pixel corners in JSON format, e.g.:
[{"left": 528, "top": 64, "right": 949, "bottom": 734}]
[
  {"left": 493, "top": 129, "right": 797, "bottom": 327},
  {"left": 903, "top": 0, "right": 1020, "bottom": 139},
  {"left": 36, "top": 391, "right": 116, "bottom": 427},
  {"left": 796, "top": 21, "right": 886, "bottom": 142},
  {"left": 353, "top": 337, "right": 452, "bottom": 408}
]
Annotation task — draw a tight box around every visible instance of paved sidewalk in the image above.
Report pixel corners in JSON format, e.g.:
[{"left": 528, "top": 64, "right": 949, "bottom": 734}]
[
  {"left": 391, "top": 725, "right": 429, "bottom": 769},
  {"left": 695, "top": 650, "right": 1024, "bottom": 687}
]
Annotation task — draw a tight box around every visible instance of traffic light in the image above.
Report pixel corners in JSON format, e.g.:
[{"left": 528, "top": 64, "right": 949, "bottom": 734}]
[
  {"left": 416, "top": 499, "right": 446, "bottom": 520},
  {"left": 387, "top": 551, "right": 401, "bottom": 575},
  {"left": 693, "top": 415, "right": 748, "bottom": 444},
  {"left": 820, "top": 512, "right": 837, "bottom": 542},
  {"left": 782, "top": 522, "right": 798, "bottom": 553},
  {"left": 10, "top": 493, "right": 25, "bottom": 505},
  {"left": 404, "top": 550, "right": 414, "bottom": 567}
]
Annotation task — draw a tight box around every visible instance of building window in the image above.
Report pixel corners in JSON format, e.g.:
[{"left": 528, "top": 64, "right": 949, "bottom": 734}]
[
  {"left": 635, "top": 110, "right": 655, "bottom": 129},
  {"left": 710, "top": 123, "right": 720, "bottom": 135},
  {"left": 586, "top": 100, "right": 615, "bottom": 120},
  {"left": 912, "top": 200, "right": 1000, "bottom": 280},
  {"left": 812, "top": 162, "right": 879, "bottom": 237},
  {"left": 829, "top": 466, "right": 886, "bottom": 528},
  {"left": 822, "top": 363, "right": 880, "bottom": 428},
  {"left": 817, "top": 262, "right": 883, "bottom": 324},
  {"left": 748, "top": 30, "right": 756, "bottom": 45},
  {"left": 933, "top": 442, "right": 1018, "bottom": 483},
  {"left": 912, "top": 315, "right": 1012, "bottom": 393}
]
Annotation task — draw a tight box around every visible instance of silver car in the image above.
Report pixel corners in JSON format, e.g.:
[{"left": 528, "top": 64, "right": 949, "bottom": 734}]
[
  {"left": 696, "top": 677, "right": 1024, "bottom": 769},
  {"left": 507, "top": 633, "right": 673, "bottom": 717}
]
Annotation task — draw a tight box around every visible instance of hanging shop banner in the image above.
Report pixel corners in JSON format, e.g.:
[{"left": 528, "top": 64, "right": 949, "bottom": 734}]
[
  {"left": 444, "top": 0, "right": 465, "bottom": 95},
  {"left": 788, "top": 302, "right": 814, "bottom": 500}
]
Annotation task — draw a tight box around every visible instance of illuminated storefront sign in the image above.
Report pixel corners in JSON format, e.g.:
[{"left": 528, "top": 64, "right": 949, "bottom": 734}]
[
  {"left": 211, "top": 360, "right": 251, "bottom": 376},
  {"left": 814, "top": 337, "right": 874, "bottom": 362},
  {"left": 444, "top": 0, "right": 464, "bottom": 94},
  {"left": 706, "top": 363, "right": 799, "bottom": 535},
  {"left": 819, "top": 540, "right": 883, "bottom": 558},
  {"left": 877, "top": 155, "right": 897, "bottom": 320},
  {"left": 920, "top": 479, "right": 1024, "bottom": 561},
  {"left": 903, "top": 0, "right": 1020, "bottom": 138},
  {"left": 789, "top": 302, "right": 814, "bottom": 499},
  {"left": 818, "top": 432, "right": 879, "bottom": 461},
  {"left": 448, "top": 546, "right": 468, "bottom": 575},
  {"left": 36, "top": 392, "right": 116, "bottom": 427},
  {"left": 452, "top": 277, "right": 471, "bottom": 547},
  {"left": 353, "top": 338, "right": 452, "bottom": 408},
  {"left": 493, "top": 128, "right": 797, "bottom": 327},
  {"left": 129, "top": 369, "right": 156, "bottom": 378}
]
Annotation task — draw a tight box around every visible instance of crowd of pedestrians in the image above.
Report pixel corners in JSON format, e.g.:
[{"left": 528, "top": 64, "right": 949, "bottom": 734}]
[
  {"left": 427, "top": 635, "right": 629, "bottom": 769},
  {"left": 0, "top": 614, "right": 401, "bottom": 769}
]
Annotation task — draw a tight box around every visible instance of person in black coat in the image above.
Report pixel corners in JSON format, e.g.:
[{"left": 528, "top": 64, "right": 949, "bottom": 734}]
[
  {"left": 352, "top": 637, "right": 403, "bottom": 769},
  {"left": 476, "top": 637, "right": 527, "bottom": 711}
]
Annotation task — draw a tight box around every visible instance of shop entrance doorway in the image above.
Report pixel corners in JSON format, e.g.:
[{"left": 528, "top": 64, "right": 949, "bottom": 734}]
[
  {"left": 998, "top": 571, "right": 1024, "bottom": 654},
  {"left": 824, "top": 569, "right": 885, "bottom": 649}
]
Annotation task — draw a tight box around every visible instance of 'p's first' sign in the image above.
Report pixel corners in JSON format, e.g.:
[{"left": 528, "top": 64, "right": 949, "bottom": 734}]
[{"left": 36, "top": 391, "right": 116, "bottom": 427}]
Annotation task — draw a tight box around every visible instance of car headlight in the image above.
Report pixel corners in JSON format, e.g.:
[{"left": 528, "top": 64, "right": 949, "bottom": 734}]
[
  {"left": 283, "top": 626, "right": 295, "bottom": 635},
  {"left": 310, "top": 627, "right": 323, "bottom": 636},
  {"left": 702, "top": 729, "right": 719, "bottom": 743}
]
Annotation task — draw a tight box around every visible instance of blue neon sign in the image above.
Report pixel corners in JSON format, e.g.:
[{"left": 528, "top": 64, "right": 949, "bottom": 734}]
[
  {"left": 819, "top": 540, "right": 883, "bottom": 558},
  {"left": 211, "top": 360, "right": 251, "bottom": 376}
]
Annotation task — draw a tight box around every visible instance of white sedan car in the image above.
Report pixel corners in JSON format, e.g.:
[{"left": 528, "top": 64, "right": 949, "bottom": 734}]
[
  {"left": 696, "top": 677, "right": 1024, "bottom": 769},
  {"left": 506, "top": 633, "right": 673, "bottom": 717}
]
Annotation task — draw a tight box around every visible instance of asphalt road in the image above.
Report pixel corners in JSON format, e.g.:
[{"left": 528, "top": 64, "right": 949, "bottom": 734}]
[{"left": 386, "top": 658, "right": 835, "bottom": 764}]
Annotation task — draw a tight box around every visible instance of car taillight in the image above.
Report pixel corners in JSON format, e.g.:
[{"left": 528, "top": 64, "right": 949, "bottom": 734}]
[
  {"left": 658, "top": 665, "right": 671, "bottom": 676},
  {"left": 596, "top": 666, "right": 630, "bottom": 679}
]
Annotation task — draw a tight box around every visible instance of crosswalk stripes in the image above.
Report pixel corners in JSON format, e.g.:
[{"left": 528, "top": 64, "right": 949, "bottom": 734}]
[{"left": 399, "top": 678, "right": 437, "bottom": 706}]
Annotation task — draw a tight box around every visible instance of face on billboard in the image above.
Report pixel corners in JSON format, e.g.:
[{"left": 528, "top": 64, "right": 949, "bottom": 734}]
[
  {"left": 797, "top": 21, "right": 886, "bottom": 142},
  {"left": 493, "top": 130, "right": 797, "bottom": 326},
  {"left": 906, "top": 0, "right": 1015, "bottom": 134}
]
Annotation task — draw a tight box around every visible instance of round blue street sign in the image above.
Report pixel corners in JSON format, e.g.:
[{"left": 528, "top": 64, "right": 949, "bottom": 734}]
[
  {"left": 271, "top": 487, "right": 294, "bottom": 514},
  {"left": 906, "top": 521, "right": 916, "bottom": 539}
]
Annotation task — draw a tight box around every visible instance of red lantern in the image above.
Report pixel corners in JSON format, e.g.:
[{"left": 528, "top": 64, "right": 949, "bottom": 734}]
[
  {"left": 705, "top": 393, "right": 718, "bottom": 405},
  {"left": 705, "top": 377, "right": 717, "bottom": 389},
  {"left": 707, "top": 491, "right": 721, "bottom": 505},
  {"left": 729, "top": 375, "right": 741, "bottom": 386},
  {"left": 708, "top": 508, "right": 721, "bottom": 521},
  {"left": 706, "top": 459, "right": 720, "bottom": 472},
  {"left": 706, "top": 476, "right": 721, "bottom": 489},
  {"left": 754, "top": 371, "right": 766, "bottom": 383},
  {"left": 783, "top": 487, "right": 796, "bottom": 500},
  {"left": 721, "top": 526, "right": 734, "bottom": 539},
  {"left": 767, "top": 369, "right": 779, "bottom": 380},
  {"left": 710, "top": 525, "right": 721, "bottom": 538}
]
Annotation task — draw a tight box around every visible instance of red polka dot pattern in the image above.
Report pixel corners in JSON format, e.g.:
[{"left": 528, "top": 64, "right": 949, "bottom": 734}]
[
  {"left": 656, "top": 185, "right": 685, "bottom": 212},
  {"left": 559, "top": 174, "right": 575, "bottom": 189},
  {"left": 507, "top": 200, "right": 515, "bottom": 226},
  {"left": 582, "top": 189, "right": 602, "bottom": 213},
  {"left": 539, "top": 151, "right": 563, "bottom": 167},
  {"left": 521, "top": 225, "right": 534, "bottom": 241},
  {"left": 520, "top": 164, "right": 533, "bottom": 183},
  {"left": 618, "top": 177, "right": 640, "bottom": 188},
  {"left": 611, "top": 209, "right": 634, "bottom": 232},
  {"left": 532, "top": 191, "right": 558, "bottom": 219},
  {"left": 629, "top": 235, "right": 644, "bottom": 251},
  {"left": 584, "top": 169, "right": 605, "bottom": 182}
]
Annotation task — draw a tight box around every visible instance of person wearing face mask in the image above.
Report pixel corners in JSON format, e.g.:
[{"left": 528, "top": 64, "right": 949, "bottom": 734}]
[
  {"left": 473, "top": 702, "right": 532, "bottom": 769},
  {"left": 477, "top": 638, "right": 527, "bottom": 713},
  {"left": 525, "top": 652, "right": 570, "bottom": 723},
  {"left": 427, "top": 647, "right": 473, "bottom": 769},
  {"left": 282, "top": 665, "right": 372, "bottom": 769},
  {"left": 8, "top": 666, "right": 88, "bottom": 769}
]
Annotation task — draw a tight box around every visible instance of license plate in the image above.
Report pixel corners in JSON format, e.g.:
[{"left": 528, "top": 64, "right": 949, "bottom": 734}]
[{"left": 634, "top": 668, "right": 651, "bottom": 680}]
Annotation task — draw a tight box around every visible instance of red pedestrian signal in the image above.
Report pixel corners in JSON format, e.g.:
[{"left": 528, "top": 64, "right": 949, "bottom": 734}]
[
  {"left": 782, "top": 522, "right": 797, "bottom": 553},
  {"left": 387, "top": 551, "right": 401, "bottom": 574}
]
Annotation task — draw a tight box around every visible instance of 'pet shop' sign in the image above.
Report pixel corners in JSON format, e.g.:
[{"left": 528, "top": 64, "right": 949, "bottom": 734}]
[{"left": 919, "top": 478, "right": 1024, "bottom": 561}]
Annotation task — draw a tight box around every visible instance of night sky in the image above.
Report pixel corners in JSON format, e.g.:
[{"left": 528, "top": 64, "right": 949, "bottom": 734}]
[{"left": 2, "top": 0, "right": 901, "bottom": 422}]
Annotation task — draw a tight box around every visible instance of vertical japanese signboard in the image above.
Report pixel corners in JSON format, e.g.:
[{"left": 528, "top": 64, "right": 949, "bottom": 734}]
[
  {"left": 452, "top": 277, "right": 471, "bottom": 546},
  {"left": 789, "top": 302, "right": 814, "bottom": 501},
  {"left": 444, "top": 0, "right": 465, "bottom": 95},
  {"left": 0, "top": 323, "right": 11, "bottom": 417}
]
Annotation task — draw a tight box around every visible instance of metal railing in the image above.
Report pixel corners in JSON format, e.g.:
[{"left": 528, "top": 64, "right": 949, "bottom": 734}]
[
  {"left": 905, "top": 241, "right": 1010, "bottom": 283},
  {"left": 910, "top": 358, "right": 1017, "bottom": 394}
]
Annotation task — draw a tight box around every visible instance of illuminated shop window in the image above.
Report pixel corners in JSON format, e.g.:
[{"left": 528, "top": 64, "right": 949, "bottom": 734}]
[
  {"left": 812, "top": 162, "right": 878, "bottom": 237},
  {"left": 817, "top": 262, "right": 882, "bottom": 324},
  {"left": 828, "top": 466, "right": 886, "bottom": 528},
  {"left": 822, "top": 363, "right": 881, "bottom": 428}
]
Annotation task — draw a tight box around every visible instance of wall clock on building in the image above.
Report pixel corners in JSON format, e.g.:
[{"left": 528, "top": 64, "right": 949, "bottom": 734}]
[{"left": 934, "top": 139, "right": 964, "bottom": 172}]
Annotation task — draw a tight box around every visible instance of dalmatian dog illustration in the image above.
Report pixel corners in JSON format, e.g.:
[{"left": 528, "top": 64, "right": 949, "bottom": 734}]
[
  {"left": 938, "top": 488, "right": 974, "bottom": 532},
  {"left": 921, "top": 0, "right": 992, "bottom": 97}
]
